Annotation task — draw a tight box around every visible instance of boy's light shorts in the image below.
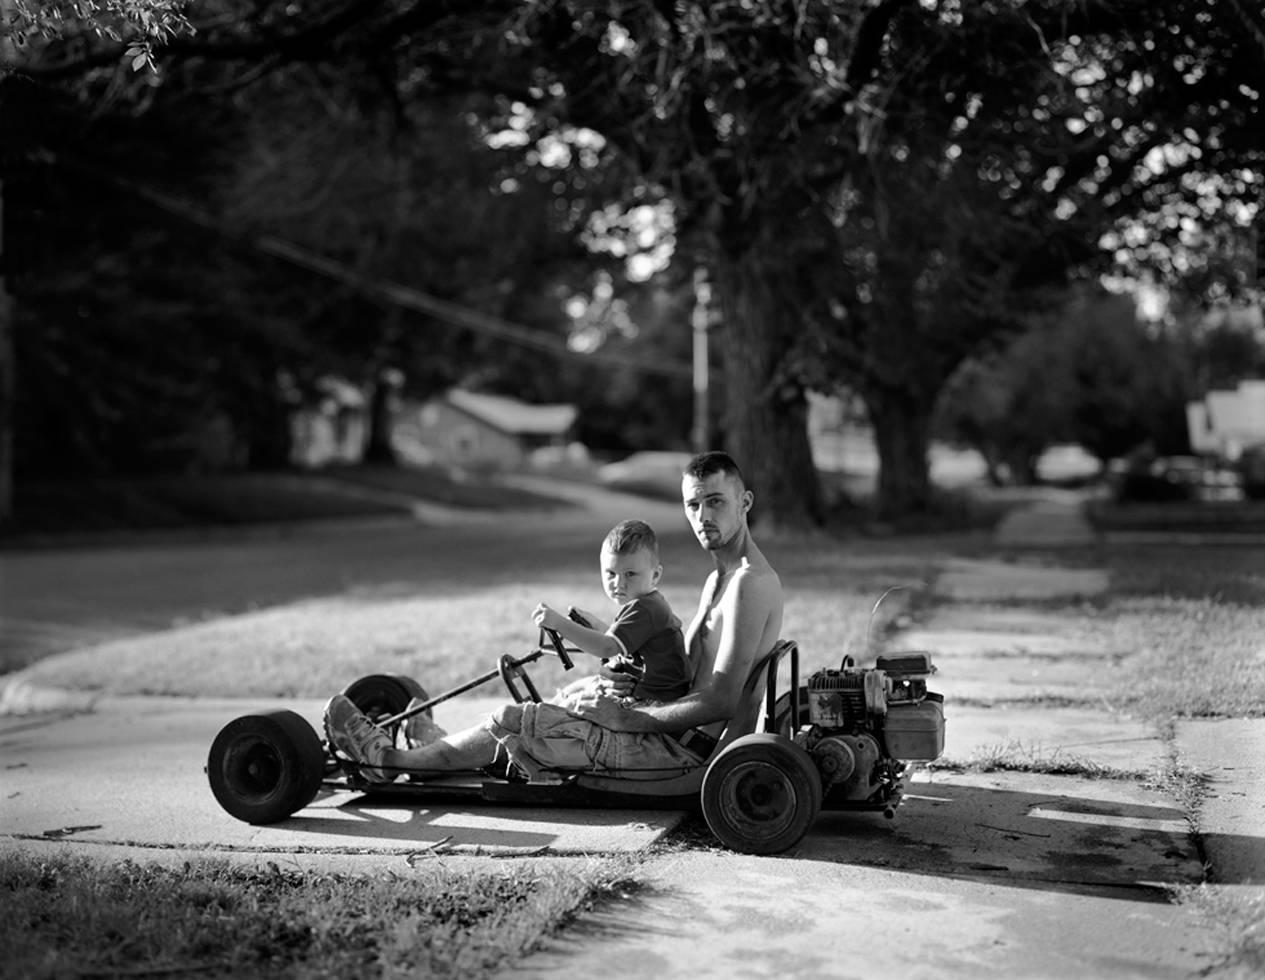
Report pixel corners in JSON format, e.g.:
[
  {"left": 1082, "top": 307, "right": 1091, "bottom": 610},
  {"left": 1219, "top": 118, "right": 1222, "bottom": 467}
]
[{"left": 485, "top": 701, "right": 704, "bottom": 782}]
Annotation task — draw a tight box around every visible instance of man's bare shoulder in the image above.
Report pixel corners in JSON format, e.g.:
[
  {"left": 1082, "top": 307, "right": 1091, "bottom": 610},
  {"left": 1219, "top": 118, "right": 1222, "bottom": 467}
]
[
  {"left": 731, "top": 548, "right": 782, "bottom": 593},
  {"left": 722, "top": 559, "right": 783, "bottom": 624}
]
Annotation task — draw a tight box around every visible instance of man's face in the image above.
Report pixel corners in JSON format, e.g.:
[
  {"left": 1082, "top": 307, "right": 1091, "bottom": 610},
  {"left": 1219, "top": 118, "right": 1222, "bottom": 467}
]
[
  {"left": 600, "top": 546, "right": 662, "bottom": 604},
  {"left": 681, "top": 471, "right": 750, "bottom": 551}
]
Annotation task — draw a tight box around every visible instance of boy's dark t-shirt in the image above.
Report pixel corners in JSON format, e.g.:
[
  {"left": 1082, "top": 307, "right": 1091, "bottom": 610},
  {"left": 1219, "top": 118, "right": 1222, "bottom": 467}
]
[{"left": 608, "top": 590, "right": 691, "bottom": 701}]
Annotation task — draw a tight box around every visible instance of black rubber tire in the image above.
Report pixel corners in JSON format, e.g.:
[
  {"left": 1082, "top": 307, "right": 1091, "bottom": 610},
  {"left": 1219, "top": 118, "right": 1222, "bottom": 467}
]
[
  {"left": 207, "top": 710, "right": 325, "bottom": 825},
  {"left": 701, "top": 733, "right": 823, "bottom": 854},
  {"left": 341, "top": 674, "right": 430, "bottom": 741}
]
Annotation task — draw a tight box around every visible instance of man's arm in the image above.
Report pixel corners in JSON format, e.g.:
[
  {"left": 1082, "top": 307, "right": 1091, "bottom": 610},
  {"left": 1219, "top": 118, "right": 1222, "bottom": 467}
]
[{"left": 568, "top": 570, "right": 779, "bottom": 733}]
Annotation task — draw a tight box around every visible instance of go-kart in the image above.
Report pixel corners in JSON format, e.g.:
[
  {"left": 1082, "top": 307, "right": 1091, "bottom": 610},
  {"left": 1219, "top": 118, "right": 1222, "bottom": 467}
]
[{"left": 206, "top": 626, "right": 945, "bottom": 855}]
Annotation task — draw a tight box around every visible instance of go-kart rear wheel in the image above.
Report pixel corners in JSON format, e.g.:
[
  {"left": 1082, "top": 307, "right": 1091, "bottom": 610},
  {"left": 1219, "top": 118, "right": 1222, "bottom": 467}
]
[
  {"left": 207, "top": 710, "right": 325, "bottom": 825},
  {"left": 341, "top": 674, "right": 430, "bottom": 742},
  {"left": 701, "top": 733, "right": 823, "bottom": 855}
]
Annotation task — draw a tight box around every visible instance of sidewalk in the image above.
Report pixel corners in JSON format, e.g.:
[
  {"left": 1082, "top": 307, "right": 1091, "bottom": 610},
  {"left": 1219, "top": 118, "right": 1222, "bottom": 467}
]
[
  {"left": 992, "top": 488, "right": 1099, "bottom": 548},
  {"left": 499, "top": 506, "right": 1261, "bottom": 979},
  {"left": 988, "top": 492, "right": 1265, "bottom": 886}
]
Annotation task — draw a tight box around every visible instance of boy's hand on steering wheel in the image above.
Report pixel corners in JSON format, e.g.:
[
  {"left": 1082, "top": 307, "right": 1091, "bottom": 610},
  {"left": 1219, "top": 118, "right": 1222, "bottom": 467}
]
[{"left": 531, "top": 602, "right": 564, "bottom": 632}]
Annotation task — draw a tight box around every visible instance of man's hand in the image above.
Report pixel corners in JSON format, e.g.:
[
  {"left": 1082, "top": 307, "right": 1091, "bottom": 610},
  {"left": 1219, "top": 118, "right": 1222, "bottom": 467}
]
[
  {"left": 532, "top": 602, "right": 565, "bottom": 632},
  {"left": 598, "top": 661, "right": 638, "bottom": 698},
  {"left": 566, "top": 688, "right": 637, "bottom": 730}
]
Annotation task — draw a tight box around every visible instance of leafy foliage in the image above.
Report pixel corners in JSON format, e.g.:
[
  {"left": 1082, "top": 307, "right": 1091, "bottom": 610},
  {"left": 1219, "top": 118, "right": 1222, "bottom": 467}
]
[
  {"left": 2, "top": 0, "right": 190, "bottom": 72},
  {"left": 936, "top": 327, "right": 1076, "bottom": 486},
  {"left": 6, "top": 0, "right": 1263, "bottom": 519},
  {"left": 938, "top": 286, "right": 1216, "bottom": 478}
]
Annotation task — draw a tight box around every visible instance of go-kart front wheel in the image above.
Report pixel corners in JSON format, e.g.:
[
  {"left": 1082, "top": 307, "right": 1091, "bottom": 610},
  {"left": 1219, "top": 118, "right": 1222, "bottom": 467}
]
[
  {"left": 341, "top": 674, "right": 430, "bottom": 743},
  {"left": 207, "top": 710, "right": 325, "bottom": 824},
  {"left": 701, "top": 733, "right": 823, "bottom": 855}
]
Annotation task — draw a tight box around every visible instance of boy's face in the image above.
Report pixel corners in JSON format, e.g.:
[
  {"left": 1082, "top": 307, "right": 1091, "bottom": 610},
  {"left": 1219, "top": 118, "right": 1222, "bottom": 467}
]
[{"left": 600, "top": 545, "right": 662, "bottom": 604}]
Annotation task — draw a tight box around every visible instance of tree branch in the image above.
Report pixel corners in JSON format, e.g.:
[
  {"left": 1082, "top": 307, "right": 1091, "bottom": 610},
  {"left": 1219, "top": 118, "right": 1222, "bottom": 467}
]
[{"left": 39, "top": 149, "right": 698, "bottom": 381}]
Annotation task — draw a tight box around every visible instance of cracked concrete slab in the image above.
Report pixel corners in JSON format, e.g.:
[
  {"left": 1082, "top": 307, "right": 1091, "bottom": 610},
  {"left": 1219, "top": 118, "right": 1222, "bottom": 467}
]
[
  {"left": 942, "top": 705, "right": 1168, "bottom": 774},
  {"left": 807, "top": 769, "right": 1201, "bottom": 887},
  {"left": 920, "top": 665, "right": 1115, "bottom": 707},
  {"left": 933, "top": 558, "right": 1109, "bottom": 602},
  {"left": 896, "top": 627, "right": 1109, "bottom": 658},
  {"left": 505, "top": 787, "right": 1207, "bottom": 980},
  {"left": 1174, "top": 718, "right": 1265, "bottom": 885}
]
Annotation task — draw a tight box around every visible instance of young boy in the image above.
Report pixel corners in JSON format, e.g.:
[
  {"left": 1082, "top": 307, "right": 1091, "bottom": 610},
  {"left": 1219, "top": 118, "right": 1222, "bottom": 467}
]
[
  {"left": 533, "top": 518, "right": 690, "bottom": 704},
  {"left": 397, "top": 518, "right": 687, "bottom": 764}
]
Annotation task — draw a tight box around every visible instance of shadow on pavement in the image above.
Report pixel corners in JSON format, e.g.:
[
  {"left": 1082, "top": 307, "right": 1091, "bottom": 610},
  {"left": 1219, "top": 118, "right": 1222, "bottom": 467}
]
[
  {"left": 241, "top": 785, "right": 685, "bottom": 855},
  {"left": 248, "top": 770, "right": 1225, "bottom": 901},
  {"left": 789, "top": 775, "right": 1205, "bottom": 899}
]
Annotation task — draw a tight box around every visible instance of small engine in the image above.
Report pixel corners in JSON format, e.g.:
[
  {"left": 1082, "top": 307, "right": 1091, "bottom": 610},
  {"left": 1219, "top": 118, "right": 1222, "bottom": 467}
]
[{"left": 795, "top": 652, "right": 945, "bottom": 813}]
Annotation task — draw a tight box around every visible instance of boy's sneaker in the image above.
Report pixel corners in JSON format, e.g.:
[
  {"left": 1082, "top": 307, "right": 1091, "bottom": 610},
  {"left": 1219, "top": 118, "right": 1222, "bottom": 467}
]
[
  {"left": 403, "top": 700, "right": 448, "bottom": 749},
  {"left": 324, "top": 694, "right": 393, "bottom": 783}
]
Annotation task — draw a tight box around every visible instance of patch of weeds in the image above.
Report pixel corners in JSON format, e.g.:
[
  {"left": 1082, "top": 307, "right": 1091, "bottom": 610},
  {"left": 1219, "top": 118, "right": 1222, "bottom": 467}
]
[
  {"left": 0, "top": 851, "right": 634, "bottom": 980},
  {"left": 952, "top": 694, "right": 1111, "bottom": 710},
  {"left": 1145, "top": 747, "right": 1209, "bottom": 822},
  {"left": 1173, "top": 884, "right": 1265, "bottom": 979},
  {"left": 1103, "top": 597, "right": 1265, "bottom": 720},
  {"left": 1107, "top": 547, "right": 1265, "bottom": 605},
  {"left": 657, "top": 812, "right": 728, "bottom": 854},
  {"left": 933, "top": 739, "right": 1143, "bottom": 779}
]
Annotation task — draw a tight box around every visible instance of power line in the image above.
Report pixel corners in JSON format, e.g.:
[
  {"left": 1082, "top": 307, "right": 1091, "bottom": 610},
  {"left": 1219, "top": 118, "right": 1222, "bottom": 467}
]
[{"left": 44, "top": 150, "right": 698, "bottom": 380}]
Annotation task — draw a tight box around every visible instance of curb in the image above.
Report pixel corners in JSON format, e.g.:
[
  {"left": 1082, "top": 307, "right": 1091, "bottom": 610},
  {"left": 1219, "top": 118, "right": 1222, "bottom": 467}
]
[{"left": 0, "top": 677, "right": 99, "bottom": 717}]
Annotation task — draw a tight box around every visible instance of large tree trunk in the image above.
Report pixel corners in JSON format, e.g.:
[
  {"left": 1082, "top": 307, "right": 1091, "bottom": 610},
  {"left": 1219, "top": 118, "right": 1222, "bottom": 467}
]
[
  {"left": 0, "top": 0, "right": 13, "bottom": 527},
  {"left": 240, "top": 369, "right": 295, "bottom": 471},
  {"left": 0, "top": 71, "right": 30, "bottom": 526},
  {"left": 859, "top": 252, "right": 949, "bottom": 521},
  {"left": 0, "top": 253, "right": 11, "bottom": 526},
  {"left": 713, "top": 247, "right": 821, "bottom": 531},
  {"left": 866, "top": 386, "right": 935, "bottom": 522},
  {"left": 362, "top": 373, "right": 398, "bottom": 465}
]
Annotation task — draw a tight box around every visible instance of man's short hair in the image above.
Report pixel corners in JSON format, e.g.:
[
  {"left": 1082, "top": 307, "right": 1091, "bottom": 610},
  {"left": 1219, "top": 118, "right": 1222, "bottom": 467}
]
[
  {"left": 603, "top": 518, "right": 660, "bottom": 559},
  {"left": 683, "top": 451, "right": 745, "bottom": 488}
]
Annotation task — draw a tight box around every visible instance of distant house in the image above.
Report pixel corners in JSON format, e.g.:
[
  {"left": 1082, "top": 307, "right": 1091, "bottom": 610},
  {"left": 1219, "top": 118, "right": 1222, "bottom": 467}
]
[
  {"left": 393, "top": 388, "right": 578, "bottom": 468},
  {"left": 290, "top": 377, "right": 368, "bottom": 467},
  {"left": 1187, "top": 379, "right": 1265, "bottom": 459}
]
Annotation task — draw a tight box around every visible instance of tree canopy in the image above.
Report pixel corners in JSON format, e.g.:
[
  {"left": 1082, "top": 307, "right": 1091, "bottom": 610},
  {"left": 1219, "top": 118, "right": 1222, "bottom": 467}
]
[{"left": 3, "top": 0, "right": 1262, "bottom": 526}]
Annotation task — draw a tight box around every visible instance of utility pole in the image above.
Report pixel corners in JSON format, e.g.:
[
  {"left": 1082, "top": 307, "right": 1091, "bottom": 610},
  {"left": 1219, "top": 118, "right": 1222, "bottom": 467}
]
[
  {"left": 691, "top": 265, "right": 711, "bottom": 453},
  {"left": 0, "top": 182, "right": 11, "bottom": 525}
]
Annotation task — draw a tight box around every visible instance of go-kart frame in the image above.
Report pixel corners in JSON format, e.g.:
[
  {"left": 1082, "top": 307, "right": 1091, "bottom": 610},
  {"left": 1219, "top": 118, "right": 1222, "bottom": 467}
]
[{"left": 206, "top": 629, "right": 910, "bottom": 854}]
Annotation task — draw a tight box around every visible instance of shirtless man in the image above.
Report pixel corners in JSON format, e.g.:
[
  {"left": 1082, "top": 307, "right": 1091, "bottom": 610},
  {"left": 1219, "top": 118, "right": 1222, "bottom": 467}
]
[{"left": 322, "top": 451, "right": 784, "bottom": 781}]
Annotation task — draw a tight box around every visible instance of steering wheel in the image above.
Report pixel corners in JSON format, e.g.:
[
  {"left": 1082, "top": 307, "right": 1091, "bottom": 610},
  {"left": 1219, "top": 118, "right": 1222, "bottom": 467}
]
[{"left": 498, "top": 652, "right": 541, "bottom": 703}]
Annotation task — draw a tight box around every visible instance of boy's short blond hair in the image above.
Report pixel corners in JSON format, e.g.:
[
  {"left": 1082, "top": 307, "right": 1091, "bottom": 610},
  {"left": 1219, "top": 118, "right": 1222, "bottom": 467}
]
[{"left": 602, "top": 519, "right": 659, "bottom": 560}]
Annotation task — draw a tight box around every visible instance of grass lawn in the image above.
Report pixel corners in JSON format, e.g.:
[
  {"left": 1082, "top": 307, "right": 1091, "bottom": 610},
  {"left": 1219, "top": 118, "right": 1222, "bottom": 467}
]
[
  {"left": 8, "top": 465, "right": 569, "bottom": 538},
  {"left": 0, "top": 851, "right": 642, "bottom": 980}
]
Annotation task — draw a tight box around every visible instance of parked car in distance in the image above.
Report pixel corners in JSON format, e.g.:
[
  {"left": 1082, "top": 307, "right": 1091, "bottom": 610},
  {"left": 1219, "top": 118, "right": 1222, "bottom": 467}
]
[
  {"left": 1238, "top": 444, "right": 1265, "bottom": 501},
  {"left": 1114, "top": 454, "right": 1242, "bottom": 503},
  {"left": 596, "top": 451, "right": 693, "bottom": 499}
]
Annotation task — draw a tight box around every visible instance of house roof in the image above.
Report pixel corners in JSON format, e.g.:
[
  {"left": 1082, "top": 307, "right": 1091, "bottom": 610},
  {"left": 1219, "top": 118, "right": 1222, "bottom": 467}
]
[{"left": 446, "top": 389, "right": 578, "bottom": 436}]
